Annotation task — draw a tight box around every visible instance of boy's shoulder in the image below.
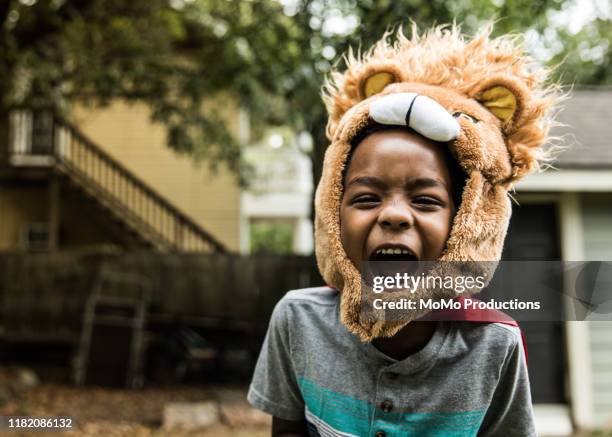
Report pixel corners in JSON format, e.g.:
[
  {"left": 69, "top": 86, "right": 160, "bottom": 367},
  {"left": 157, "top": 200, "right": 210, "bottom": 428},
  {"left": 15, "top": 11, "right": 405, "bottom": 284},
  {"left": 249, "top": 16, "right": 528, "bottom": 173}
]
[
  {"left": 276, "top": 286, "right": 339, "bottom": 310},
  {"left": 269, "top": 286, "right": 342, "bottom": 334},
  {"left": 457, "top": 318, "right": 522, "bottom": 338},
  {"left": 451, "top": 320, "right": 524, "bottom": 359}
]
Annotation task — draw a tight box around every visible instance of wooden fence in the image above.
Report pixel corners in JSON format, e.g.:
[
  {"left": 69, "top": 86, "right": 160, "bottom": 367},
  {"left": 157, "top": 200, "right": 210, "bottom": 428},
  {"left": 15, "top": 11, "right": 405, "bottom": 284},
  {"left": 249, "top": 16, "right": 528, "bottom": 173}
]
[{"left": 0, "top": 251, "right": 323, "bottom": 343}]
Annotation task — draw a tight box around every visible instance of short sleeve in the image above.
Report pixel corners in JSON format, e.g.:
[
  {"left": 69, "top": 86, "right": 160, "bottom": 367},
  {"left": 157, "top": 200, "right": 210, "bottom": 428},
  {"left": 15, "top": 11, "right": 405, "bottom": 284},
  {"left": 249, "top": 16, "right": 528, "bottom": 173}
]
[
  {"left": 247, "top": 297, "right": 305, "bottom": 420},
  {"left": 478, "top": 330, "right": 536, "bottom": 436}
]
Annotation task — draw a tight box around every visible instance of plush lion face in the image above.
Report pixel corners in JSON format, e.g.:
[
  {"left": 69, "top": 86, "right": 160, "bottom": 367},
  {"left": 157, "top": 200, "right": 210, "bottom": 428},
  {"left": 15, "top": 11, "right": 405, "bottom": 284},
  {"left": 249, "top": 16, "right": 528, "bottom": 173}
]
[
  {"left": 313, "top": 25, "right": 560, "bottom": 342},
  {"left": 355, "top": 80, "right": 520, "bottom": 184}
]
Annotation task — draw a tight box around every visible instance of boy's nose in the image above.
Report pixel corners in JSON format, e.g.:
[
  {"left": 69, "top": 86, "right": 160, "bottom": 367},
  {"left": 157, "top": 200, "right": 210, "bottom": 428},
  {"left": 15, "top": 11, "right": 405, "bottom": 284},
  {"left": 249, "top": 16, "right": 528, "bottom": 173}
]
[{"left": 378, "top": 204, "right": 414, "bottom": 230}]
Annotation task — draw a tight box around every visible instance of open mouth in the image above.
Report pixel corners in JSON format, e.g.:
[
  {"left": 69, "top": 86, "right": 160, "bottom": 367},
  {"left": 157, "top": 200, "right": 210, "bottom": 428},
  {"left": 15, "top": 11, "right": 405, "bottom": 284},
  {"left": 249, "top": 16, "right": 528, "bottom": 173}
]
[
  {"left": 364, "top": 245, "right": 421, "bottom": 290},
  {"left": 368, "top": 246, "right": 419, "bottom": 262}
]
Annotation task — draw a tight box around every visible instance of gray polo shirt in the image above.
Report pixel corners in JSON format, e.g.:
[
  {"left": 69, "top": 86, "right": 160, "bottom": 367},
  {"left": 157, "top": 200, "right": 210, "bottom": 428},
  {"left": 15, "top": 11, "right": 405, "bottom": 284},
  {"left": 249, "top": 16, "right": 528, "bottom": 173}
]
[{"left": 247, "top": 286, "right": 536, "bottom": 437}]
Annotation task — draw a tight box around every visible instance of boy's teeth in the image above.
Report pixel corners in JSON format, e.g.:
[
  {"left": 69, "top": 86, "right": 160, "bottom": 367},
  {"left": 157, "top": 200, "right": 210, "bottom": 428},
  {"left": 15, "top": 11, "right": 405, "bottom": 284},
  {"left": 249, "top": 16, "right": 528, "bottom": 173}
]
[{"left": 375, "top": 248, "right": 412, "bottom": 255}]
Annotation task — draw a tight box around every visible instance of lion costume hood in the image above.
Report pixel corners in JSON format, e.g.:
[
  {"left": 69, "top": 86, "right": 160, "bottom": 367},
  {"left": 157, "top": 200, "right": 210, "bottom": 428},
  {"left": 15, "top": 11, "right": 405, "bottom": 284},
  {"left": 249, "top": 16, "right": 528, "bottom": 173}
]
[{"left": 314, "top": 24, "right": 560, "bottom": 342}]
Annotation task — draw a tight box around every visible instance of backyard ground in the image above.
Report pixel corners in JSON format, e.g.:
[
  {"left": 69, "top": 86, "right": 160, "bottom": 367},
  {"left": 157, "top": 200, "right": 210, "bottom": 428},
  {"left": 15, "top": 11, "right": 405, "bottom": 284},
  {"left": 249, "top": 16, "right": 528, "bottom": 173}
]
[
  {"left": 0, "top": 365, "right": 270, "bottom": 436},
  {"left": 2, "top": 366, "right": 612, "bottom": 436}
]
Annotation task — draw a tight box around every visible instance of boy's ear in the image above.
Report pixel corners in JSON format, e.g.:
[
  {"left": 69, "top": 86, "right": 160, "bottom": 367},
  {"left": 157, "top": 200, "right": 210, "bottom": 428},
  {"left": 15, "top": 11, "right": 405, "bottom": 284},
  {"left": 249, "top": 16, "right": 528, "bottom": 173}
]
[{"left": 472, "top": 75, "right": 530, "bottom": 133}]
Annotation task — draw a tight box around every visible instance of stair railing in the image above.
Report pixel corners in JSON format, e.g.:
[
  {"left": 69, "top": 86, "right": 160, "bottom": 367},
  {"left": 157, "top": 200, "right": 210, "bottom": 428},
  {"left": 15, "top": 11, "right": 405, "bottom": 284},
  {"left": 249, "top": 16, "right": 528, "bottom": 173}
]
[{"left": 48, "top": 114, "right": 226, "bottom": 253}]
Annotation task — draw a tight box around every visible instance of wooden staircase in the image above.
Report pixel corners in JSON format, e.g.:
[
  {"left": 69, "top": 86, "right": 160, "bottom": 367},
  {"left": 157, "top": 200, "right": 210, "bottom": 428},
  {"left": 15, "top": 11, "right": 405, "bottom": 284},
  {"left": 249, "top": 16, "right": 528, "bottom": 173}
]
[{"left": 8, "top": 110, "right": 226, "bottom": 253}]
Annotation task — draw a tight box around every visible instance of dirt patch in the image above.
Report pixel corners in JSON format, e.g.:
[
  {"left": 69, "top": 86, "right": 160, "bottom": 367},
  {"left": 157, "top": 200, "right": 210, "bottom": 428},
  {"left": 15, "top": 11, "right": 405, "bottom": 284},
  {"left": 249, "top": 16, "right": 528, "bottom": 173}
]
[{"left": 0, "top": 367, "right": 270, "bottom": 436}]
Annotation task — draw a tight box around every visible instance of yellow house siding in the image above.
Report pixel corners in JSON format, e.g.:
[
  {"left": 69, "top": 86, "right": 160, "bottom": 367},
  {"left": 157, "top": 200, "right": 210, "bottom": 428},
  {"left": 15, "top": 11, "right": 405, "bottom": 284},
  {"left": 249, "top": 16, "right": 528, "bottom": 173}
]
[
  {"left": 0, "top": 185, "right": 47, "bottom": 251},
  {"left": 0, "top": 184, "right": 135, "bottom": 251},
  {"left": 71, "top": 101, "right": 241, "bottom": 251},
  {"left": 59, "top": 186, "right": 129, "bottom": 250}
]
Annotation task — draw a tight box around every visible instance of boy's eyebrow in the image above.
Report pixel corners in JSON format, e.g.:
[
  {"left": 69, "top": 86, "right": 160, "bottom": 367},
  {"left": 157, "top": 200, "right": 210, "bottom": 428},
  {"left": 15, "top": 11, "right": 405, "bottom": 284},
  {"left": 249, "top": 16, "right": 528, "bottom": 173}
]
[
  {"left": 347, "top": 176, "right": 448, "bottom": 191},
  {"left": 405, "top": 177, "right": 449, "bottom": 191},
  {"left": 347, "top": 176, "right": 387, "bottom": 190}
]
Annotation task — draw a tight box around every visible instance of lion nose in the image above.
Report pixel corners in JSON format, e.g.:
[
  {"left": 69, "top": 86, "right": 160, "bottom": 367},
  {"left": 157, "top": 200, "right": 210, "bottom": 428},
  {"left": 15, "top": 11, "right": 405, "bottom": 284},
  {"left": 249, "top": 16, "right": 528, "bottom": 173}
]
[{"left": 369, "top": 92, "right": 460, "bottom": 142}]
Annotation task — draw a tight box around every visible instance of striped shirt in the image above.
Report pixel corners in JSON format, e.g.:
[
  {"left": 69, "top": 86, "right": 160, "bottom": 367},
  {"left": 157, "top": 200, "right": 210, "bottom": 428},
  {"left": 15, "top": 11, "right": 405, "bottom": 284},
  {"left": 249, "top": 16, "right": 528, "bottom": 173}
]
[{"left": 247, "top": 287, "right": 535, "bottom": 436}]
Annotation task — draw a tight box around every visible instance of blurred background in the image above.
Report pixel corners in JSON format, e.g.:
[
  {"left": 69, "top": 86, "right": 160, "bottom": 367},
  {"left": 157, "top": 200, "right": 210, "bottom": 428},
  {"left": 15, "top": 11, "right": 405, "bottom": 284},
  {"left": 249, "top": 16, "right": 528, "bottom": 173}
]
[{"left": 0, "top": 0, "right": 610, "bottom": 435}]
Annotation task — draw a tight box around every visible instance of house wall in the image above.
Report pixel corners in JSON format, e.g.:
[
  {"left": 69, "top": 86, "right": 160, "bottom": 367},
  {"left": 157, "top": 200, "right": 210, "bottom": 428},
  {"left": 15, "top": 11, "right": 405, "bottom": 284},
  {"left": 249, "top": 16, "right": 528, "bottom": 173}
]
[
  {"left": 0, "top": 184, "right": 47, "bottom": 251},
  {"left": 59, "top": 185, "right": 132, "bottom": 250},
  {"left": 0, "top": 183, "right": 129, "bottom": 251},
  {"left": 71, "top": 100, "right": 242, "bottom": 252},
  {"left": 581, "top": 193, "right": 612, "bottom": 428}
]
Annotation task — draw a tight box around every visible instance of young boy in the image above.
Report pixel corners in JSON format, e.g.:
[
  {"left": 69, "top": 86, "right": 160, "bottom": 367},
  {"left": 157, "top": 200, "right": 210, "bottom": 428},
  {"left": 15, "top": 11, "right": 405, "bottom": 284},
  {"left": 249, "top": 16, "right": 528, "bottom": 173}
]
[{"left": 248, "top": 24, "right": 557, "bottom": 437}]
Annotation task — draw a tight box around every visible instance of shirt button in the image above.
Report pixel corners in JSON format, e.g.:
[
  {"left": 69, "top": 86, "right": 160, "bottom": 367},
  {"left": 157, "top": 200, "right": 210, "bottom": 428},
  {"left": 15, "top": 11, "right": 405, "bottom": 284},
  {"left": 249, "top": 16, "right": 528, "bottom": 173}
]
[
  {"left": 375, "top": 431, "right": 386, "bottom": 437},
  {"left": 380, "top": 399, "right": 394, "bottom": 413}
]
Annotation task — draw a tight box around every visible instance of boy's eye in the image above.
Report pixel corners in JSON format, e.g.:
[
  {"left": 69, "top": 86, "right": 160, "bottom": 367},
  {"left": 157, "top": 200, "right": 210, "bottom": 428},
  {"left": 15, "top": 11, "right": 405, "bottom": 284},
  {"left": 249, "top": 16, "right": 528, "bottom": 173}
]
[
  {"left": 413, "top": 196, "right": 444, "bottom": 208},
  {"left": 452, "top": 111, "right": 479, "bottom": 124},
  {"left": 351, "top": 195, "right": 380, "bottom": 206}
]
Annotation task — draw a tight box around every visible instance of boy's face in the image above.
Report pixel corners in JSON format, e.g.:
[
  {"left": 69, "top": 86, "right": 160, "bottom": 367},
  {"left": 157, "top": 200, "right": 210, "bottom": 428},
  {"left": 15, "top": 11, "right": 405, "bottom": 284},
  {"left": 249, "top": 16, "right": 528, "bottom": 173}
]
[{"left": 340, "top": 129, "right": 456, "bottom": 271}]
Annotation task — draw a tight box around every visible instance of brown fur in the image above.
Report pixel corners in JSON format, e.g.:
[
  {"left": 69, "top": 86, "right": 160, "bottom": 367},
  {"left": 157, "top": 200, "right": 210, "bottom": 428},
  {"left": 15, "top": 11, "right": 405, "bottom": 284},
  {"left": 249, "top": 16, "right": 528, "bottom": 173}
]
[{"left": 315, "top": 24, "right": 561, "bottom": 342}]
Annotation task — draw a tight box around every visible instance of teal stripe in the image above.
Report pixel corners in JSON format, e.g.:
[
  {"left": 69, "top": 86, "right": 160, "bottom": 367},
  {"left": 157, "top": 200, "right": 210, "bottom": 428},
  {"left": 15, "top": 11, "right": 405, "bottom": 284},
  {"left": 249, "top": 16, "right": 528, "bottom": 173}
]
[
  {"left": 298, "top": 377, "right": 371, "bottom": 435},
  {"left": 298, "top": 376, "right": 485, "bottom": 437}
]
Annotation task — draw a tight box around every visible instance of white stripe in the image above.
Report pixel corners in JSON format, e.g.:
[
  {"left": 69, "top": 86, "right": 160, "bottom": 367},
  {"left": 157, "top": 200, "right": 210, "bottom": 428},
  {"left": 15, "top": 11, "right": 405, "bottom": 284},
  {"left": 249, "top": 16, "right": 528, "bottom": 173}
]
[{"left": 304, "top": 408, "right": 360, "bottom": 437}]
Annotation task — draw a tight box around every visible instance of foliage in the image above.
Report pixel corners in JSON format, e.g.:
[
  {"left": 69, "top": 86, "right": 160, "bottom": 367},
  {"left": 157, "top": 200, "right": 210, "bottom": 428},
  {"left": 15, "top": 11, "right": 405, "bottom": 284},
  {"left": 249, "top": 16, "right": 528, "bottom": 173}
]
[
  {"left": 549, "top": 17, "right": 612, "bottom": 86},
  {"left": 249, "top": 220, "right": 294, "bottom": 254}
]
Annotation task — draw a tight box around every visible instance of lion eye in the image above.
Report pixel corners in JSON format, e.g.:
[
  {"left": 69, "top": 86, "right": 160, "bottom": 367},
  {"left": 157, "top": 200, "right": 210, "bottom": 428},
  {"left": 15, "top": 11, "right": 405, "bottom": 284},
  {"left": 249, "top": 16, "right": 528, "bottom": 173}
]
[{"left": 452, "top": 111, "right": 479, "bottom": 124}]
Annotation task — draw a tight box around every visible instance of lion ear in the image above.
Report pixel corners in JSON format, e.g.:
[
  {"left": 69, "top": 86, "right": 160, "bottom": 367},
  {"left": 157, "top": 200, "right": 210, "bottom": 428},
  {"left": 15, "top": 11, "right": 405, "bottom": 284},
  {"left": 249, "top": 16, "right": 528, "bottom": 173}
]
[
  {"left": 362, "top": 71, "right": 397, "bottom": 99},
  {"left": 474, "top": 76, "right": 529, "bottom": 131},
  {"left": 480, "top": 86, "right": 517, "bottom": 121}
]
